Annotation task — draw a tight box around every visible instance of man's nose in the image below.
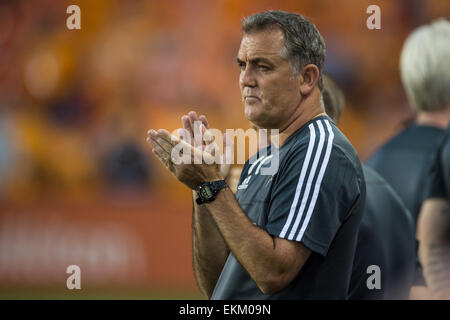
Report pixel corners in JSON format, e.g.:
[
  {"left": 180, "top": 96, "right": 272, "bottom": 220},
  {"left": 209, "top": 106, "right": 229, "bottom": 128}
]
[{"left": 240, "top": 67, "right": 257, "bottom": 88}]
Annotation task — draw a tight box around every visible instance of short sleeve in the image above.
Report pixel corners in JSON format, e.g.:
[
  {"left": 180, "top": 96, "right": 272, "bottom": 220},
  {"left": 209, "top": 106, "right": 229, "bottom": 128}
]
[
  {"left": 425, "top": 134, "right": 449, "bottom": 200},
  {"left": 265, "top": 122, "right": 362, "bottom": 256}
]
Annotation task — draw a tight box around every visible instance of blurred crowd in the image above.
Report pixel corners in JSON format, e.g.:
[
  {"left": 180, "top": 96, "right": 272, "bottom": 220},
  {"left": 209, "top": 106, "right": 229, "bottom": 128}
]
[{"left": 0, "top": 0, "right": 448, "bottom": 203}]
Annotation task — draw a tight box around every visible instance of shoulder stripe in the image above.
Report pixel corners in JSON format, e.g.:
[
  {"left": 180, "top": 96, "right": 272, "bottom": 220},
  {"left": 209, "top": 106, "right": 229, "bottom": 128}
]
[
  {"left": 296, "top": 119, "right": 335, "bottom": 241},
  {"left": 279, "top": 122, "right": 317, "bottom": 238},
  {"left": 285, "top": 120, "right": 327, "bottom": 240}
]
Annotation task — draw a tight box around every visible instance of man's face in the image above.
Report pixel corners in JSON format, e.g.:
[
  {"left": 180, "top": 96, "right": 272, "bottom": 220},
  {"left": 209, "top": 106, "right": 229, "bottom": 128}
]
[{"left": 237, "top": 28, "right": 302, "bottom": 129}]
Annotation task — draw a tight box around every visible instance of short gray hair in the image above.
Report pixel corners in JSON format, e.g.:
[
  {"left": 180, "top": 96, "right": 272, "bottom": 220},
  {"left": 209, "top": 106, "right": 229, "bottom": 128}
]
[
  {"left": 242, "top": 10, "right": 326, "bottom": 91},
  {"left": 400, "top": 19, "right": 450, "bottom": 112}
]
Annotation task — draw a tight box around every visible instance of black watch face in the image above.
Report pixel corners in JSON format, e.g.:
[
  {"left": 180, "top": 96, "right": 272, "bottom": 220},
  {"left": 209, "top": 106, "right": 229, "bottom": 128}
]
[{"left": 200, "top": 186, "right": 213, "bottom": 199}]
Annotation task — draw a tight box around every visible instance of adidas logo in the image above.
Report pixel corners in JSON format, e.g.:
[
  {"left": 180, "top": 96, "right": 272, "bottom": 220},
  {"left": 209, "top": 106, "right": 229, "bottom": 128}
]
[{"left": 237, "top": 176, "right": 252, "bottom": 190}]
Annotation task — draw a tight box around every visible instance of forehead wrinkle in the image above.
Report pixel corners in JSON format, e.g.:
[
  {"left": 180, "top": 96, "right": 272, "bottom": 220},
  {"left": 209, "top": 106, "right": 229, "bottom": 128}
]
[{"left": 238, "top": 34, "right": 286, "bottom": 63}]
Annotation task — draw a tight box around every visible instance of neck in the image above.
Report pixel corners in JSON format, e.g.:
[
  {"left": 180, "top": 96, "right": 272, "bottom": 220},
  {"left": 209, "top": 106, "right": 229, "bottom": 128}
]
[
  {"left": 416, "top": 108, "right": 450, "bottom": 129},
  {"left": 272, "top": 89, "right": 324, "bottom": 147}
]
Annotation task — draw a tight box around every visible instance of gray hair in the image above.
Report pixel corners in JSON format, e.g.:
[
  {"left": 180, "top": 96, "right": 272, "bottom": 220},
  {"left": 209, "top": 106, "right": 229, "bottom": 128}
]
[
  {"left": 242, "top": 10, "right": 326, "bottom": 91},
  {"left": 400, "top": 19, "right": 450, "bottom": 112}
]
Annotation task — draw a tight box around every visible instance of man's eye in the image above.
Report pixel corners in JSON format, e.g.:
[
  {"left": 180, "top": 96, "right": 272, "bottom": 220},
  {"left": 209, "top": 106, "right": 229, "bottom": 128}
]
[
  {"left": 258, "top": 65, "right": 270, "bottom": 71},
  {"left": 238, "top": 63, "right": 246, "bottom": 70}
]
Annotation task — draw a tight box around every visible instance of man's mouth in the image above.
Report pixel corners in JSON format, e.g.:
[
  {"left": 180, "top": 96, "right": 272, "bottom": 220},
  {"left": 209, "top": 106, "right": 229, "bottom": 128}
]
[{"left": 244, "top": 96, "right": 261, "bottom": 102}]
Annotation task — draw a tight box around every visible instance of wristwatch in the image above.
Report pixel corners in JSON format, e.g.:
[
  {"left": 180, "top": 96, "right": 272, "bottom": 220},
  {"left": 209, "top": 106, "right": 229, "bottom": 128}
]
[{"left": 196, "top": 180, "right": 228, "bottom": 204}]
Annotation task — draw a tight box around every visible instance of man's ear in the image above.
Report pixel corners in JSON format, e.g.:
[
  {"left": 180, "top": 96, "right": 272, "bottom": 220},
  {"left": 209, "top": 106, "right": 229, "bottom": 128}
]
[{"left": 299, "top": 64, "right": 320, "bottom": 96}]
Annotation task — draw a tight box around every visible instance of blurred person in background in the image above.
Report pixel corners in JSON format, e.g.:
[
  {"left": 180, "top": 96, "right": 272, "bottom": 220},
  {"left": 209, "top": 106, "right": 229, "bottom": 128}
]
[
  {"left": 148, "top": 10, "right": 366, "bottom": 299},
  {"left": 323, "top": 74, "right": 416, "bottom": 300},
  {"left": 98, "top": 108, "right": 152, "bottom": 193},
  {"left": 417, "top": 127, "right": 450, "bottom": 299},
  {"left": 365, "top": 19, "right": 450, "bottom": 297},
  {"left": 102, "top": 139, "right": 151, "bottom": 191}
]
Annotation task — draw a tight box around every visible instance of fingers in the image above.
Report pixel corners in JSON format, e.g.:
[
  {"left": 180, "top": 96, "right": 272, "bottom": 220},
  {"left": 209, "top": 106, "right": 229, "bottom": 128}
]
[
  {"left": 182, "top": 111, "right": 207, "bottom": 147},
  {"left": 188, "top": 111, "right": 204, "bottom": 148},
  {"left": 147, "top": 135, "right": 170, "bottom": 164},
  {"left": 200, "top": 123, "right": 210, "bottom": 140},
  {"left": 148, "top": 127, "right": 187, "bottom": 150},
  {"left": 188, "top": 111, "right": 199, "bottom": 125},
  {"left": 150, "top": 128, "right": 179, "bottom": 146},
  {"left": 201, "top": 123, "right": 220, "bottom": 156},
  {"left": 147, "top": 130, "right": 165, "bottom": 150},
  {"left": 223, "top": 132, "right": 234, "bottom": 164},
  {"left": 181, "top": 115, "right": 194, "bottom": 141},
  {"left": 147, "top": 129, "right": 181, "bottom": 172},
  {"left": 185, "top": 111, "right": 210, "bottom": 132},
  {"left": 147, "top": 129, "right": 179, "bottom": 157},
  {"left": 198, "top": 114, "right": 210, "bottom": 129},
  {"left": 183, "top": 111, "right": 199, "bottom": 139},
  {"left": 147, "top": 116, "right": 221, "bottom": 165}
]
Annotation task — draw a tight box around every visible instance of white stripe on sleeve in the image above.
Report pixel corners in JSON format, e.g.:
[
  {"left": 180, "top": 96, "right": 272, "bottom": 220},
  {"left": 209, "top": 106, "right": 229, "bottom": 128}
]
[
  {"left": 286, "top": 120, "right": 327, "bottom": 240},
  {"left": 279, "top": 123, "right": 317, "bottom": 238},
  {"left": 296, "top": 119, "right": 335, "bottom": 241}
]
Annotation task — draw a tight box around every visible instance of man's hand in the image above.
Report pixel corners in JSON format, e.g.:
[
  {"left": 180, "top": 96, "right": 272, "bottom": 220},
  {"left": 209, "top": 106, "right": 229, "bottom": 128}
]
[
  {"left": 147, "top": 128, "right": 223, "bottom": 190},
  {"left": 151, "top": 111, "right": 232, "bottom": 298},
  {"left": 181, "top": 111, "right": 234, "bottom": 179}
]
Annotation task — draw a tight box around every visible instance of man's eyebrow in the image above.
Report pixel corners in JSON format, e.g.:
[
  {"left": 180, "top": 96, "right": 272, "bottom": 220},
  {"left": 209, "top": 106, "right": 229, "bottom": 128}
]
[
  {"left": 236, "top": 57, "right": 275, "bottom": 66},
  {"left": 250, "top": 57, "right": 274, "bottom": 65}
]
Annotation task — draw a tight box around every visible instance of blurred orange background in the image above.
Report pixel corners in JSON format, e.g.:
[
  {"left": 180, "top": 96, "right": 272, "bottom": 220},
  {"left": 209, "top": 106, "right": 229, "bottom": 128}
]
[{"left": 0, "top": 0, "right": 449, "bottom": 299}]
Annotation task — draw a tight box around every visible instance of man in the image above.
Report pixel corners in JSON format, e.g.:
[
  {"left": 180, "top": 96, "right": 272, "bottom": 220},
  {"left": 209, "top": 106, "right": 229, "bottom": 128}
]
[
  {"left": 323, "top": 74, "right": 416, "bottom": 299},
  {"left": 417, "top": 128, "right": 450, "bottom": 299},
  {"left": 365, "top": 19, "right": 450, "bottom": 291},
  {"left": 147, "top": 10, "right": 366, "bottom": 299}
]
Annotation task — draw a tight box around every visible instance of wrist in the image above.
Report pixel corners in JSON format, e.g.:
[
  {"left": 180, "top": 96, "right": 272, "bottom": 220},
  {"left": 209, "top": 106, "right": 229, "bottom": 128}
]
[{"left": 195, "top": 180, "right": 228, "bottom": 205}]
